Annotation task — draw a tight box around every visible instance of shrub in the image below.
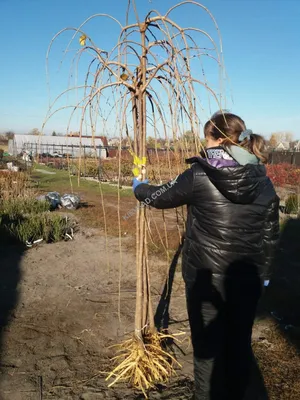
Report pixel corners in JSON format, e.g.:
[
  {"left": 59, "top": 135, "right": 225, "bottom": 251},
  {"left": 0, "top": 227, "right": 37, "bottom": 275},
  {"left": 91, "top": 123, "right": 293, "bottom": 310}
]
[
  {"left": 0, "top": 171, "right": 30, "bottom": 200},
  {"left": 0, "top": 198, "right": 50, "bottom": 220},
  {"left": 285, "top": 194, "right": 299, "bottom": 215},
  {"left": 0, "top": 197, "right": 78, "bottom": 245},
  {"left": 266, "top": 164, "right": 300, "bottom": 187},
  {"left": 6, "top": 213, "right": 77, "bottom": 244},
  {"left": 0, "top": 156, "right": 29, "bottom": 172}
]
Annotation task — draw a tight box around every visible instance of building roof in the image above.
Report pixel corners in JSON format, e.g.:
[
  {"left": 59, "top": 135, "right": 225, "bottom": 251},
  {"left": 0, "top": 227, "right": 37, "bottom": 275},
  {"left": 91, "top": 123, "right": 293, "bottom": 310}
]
[
  {"left": 293, "top": 140, "right": 300, "bottom": 150},
  {"left": 275, "top": 141, "right": 290, "bottom": 150},
  {"left": 12, "top": 134, "right": 105, "bottom": 147}
]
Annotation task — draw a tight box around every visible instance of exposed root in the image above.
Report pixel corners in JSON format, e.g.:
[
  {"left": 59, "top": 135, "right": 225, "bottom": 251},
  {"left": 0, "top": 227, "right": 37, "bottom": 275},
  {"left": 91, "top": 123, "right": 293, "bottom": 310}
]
[{"left": 106, "top": 331, "right": 183, "bottom": 398}]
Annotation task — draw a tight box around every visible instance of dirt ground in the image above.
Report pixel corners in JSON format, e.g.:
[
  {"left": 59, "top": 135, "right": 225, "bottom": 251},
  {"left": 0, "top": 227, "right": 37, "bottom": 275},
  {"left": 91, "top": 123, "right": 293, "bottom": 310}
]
[
  {"left": 0, "top": 233, "right": 197, "bottom": 400},
  {"left": 1, "top": 170, "right": 299, "bottom": 399}
]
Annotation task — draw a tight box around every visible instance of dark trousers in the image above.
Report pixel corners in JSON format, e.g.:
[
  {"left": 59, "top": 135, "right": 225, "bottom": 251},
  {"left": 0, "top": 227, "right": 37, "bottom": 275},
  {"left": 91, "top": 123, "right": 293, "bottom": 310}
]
[{"left": 186, "top": 268, "right": 264, "bottom": 400}]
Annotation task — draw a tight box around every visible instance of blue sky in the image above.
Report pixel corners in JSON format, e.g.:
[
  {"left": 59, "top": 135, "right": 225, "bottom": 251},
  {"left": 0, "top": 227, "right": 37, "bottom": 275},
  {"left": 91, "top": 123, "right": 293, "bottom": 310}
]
[{"left": 0, "top": 0, "right": 299, "bottom": 138}]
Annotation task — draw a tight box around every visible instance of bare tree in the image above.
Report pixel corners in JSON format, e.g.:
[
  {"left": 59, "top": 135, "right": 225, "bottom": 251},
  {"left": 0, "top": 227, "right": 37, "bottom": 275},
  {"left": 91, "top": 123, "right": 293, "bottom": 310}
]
[
  {"left": 29, "top": 128, "right": 40, "bottom": 136},
  {"left": 5, "top": 131, "right": 15, "bottom": 140},
  {"left": 45, "top": 1, "right": 226, "bottom": 395},
  {"left": 270, "top": 131, "right": 294, "bottom": 147},
  {"left": 269, "top": 133, "right": 279, "bottom": 149},
  {"left": 285, "top": 132, "right": 294, "bottom": 143}
]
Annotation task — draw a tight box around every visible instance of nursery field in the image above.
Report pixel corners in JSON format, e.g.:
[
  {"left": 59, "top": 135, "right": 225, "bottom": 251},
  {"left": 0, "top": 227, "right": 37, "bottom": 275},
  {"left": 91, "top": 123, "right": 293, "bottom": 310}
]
[{"left": 0, "top": 166, "right": 299, "bottom": 399}]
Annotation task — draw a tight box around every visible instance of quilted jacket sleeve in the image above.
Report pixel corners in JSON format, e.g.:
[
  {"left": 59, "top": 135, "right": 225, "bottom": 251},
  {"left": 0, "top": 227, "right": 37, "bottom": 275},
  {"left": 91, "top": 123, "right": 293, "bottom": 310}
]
[
  {"left": 263, "top": 195, "right": 280, "bottom": 280},
  {"left": 134, "top": 167, "right": 194, "bottom": 209}
]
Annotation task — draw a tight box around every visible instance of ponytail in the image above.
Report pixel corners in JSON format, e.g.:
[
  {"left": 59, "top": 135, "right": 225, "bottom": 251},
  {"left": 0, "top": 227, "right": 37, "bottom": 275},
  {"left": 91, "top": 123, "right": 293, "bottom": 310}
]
[{"left": 239, "top": 133, "right": 267, "bottom": 164}]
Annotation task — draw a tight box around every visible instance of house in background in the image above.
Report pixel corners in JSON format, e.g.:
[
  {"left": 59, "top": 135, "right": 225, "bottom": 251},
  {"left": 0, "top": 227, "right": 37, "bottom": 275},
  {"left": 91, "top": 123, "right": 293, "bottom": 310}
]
[
  {"left": 274, "top": 141, "right": 290, "bottom": 151},
  {"left": 292, "top": 140, "right": 300, "bottom": 151},
  {"left": 108, "top": 137, "right": 120, "bottom": 146}
]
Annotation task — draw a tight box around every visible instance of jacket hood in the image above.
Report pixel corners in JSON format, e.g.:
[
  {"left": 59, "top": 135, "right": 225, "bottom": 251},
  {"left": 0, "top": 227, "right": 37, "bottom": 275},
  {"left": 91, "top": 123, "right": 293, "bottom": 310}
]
[
  {"left": 225, "top": 145, "right": 260, "bottom": 166},
  {"left": 186, "top": 147, "right": 268, "bottom": 204}
]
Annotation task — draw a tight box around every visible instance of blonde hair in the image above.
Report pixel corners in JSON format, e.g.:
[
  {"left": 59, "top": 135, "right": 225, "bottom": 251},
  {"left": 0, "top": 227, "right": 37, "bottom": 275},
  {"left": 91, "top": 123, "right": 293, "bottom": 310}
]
[{"left": 204, "top": 113, "right": 267, "bottom": 163}]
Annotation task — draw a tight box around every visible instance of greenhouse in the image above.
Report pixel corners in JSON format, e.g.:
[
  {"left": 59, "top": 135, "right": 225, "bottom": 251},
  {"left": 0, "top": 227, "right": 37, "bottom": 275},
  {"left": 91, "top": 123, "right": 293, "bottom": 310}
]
[{"left": 8, "top": 134, "right": 108, "bottom": 158}]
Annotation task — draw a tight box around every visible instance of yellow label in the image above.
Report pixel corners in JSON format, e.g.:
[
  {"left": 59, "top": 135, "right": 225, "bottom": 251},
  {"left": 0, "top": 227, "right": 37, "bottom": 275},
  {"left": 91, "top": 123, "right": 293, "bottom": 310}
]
[
  {"left": 79, "top": 34, "right": 87, "bottom": 46},
  {"left": 132, "top": 167, "right": 140, "bottom": 177}
]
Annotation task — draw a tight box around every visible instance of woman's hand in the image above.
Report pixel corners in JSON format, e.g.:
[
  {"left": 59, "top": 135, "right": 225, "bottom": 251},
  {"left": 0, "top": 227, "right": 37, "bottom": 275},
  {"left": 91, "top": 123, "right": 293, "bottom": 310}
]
[{"left": 132, "top": 177, "right": 149, "bottom": 192}]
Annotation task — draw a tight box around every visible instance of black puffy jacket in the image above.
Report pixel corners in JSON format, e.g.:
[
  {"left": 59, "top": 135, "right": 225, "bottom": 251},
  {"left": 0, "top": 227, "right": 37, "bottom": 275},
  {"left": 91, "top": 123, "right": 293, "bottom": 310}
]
[{"left": 134, "top": 149, "right": 280, "bottom": 287}]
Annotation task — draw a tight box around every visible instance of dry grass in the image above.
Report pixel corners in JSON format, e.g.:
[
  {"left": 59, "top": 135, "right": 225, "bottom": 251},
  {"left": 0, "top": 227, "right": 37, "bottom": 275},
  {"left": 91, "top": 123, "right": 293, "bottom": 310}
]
[
  {"left": 0, "top": 143, "right": 8, "bottom": 152},
  {"left": 254, "top": 325, "right": 300, "bottom": 400},
  {"left": 0, "top": 170, "right": 31, "bottom": 200}
]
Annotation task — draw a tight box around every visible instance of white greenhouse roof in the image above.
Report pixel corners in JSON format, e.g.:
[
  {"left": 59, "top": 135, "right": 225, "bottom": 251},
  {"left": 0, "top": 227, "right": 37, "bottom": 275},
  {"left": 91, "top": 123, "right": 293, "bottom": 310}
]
[{"left": 13, "top": 134, "right": 105, "bottom": 147}]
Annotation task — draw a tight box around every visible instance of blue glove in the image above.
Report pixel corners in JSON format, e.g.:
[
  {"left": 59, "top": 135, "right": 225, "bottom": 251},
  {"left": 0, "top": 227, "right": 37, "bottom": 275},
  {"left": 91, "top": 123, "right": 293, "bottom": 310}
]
[
  {"left": 264, "top": 280, "right": 270, "bottom": 287},
  {"left": 133, "top": 177, "right": 149, "bottom": 191}
]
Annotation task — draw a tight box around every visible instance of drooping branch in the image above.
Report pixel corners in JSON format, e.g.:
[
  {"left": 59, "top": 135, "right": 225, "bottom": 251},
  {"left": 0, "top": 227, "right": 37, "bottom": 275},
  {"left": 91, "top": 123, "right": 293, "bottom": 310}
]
[{"left": 45, "top": 2, "right": 227, "bottom": 396}]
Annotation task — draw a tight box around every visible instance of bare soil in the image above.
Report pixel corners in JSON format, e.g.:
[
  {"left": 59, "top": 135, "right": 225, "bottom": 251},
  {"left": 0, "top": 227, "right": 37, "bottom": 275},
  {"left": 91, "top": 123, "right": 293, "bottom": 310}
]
[
  {"left": 0, "top": 207, "right": 299, "bottom": 399},
  {"left": 0, "top": 233, "right": 195, "bottom": 400}
]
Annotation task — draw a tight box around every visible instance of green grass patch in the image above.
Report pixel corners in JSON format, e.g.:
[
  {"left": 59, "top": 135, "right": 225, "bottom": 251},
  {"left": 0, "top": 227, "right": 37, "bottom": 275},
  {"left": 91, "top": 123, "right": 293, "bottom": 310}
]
[{"left": 31, "top": 165, "right": 132, "bottom": 197}]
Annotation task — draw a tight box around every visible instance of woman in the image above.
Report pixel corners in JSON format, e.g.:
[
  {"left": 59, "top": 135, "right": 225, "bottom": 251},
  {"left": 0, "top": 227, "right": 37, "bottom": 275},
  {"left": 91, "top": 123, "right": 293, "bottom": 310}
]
[{"left": 133, "top": 113, "right": 279, "bottom": 400}]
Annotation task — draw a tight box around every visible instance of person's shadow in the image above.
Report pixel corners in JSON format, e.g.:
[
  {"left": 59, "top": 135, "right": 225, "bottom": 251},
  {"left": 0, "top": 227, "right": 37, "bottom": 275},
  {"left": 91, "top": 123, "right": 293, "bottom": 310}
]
[
  {"left": 259, "top": 218, "right": 300, "bottom": 351},
  {"left": 154, "top": 245, "right": 269, "bottom": 399},
  {"left": 0, "top": 237, "right": 23, "bottom": 369}
]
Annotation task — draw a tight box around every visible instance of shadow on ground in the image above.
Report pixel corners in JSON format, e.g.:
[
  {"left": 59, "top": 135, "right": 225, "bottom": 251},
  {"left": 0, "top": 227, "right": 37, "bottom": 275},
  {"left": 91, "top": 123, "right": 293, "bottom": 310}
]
[
  {"left": 0, "top": 240, "right": 23, "bottom": 365},
  {"left": 258, "top": 218, "right": 300, "bottom": 349},
  {"left": 153, "top": 218, "right": 300, "bottom": 399},
  {"left": 154, "top": 241, "right": 184, "bottom": 332},
  {"left": 154, "top": 239, "right": 270, "bottom": 399}
]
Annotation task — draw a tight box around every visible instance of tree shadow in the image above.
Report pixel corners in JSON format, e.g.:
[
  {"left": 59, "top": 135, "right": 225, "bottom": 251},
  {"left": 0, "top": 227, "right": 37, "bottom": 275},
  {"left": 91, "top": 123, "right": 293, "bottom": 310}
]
[
  {"left": 258, "top": 218, "right": 300, "bottom": 350},
  {"left": 0, "top": 238, "right": 23, "bottom": 368},
  {"left": 154, "top": 240, "right": 184, "bottom": 332}
]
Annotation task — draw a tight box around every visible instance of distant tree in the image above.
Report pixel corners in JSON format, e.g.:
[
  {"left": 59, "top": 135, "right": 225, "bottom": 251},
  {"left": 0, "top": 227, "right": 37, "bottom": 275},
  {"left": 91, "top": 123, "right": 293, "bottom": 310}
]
[
  {"left": 285, "top": 132, "right": 294, "bottom": 143},
  {"left": 183, "top": 130, "right": 195, "bottom": 143},
  {"left": 5, "top": 131, "right": 15, "bottom": 140},
  {"left": 146, "top": 136, "right": 166, "bottom": 148},
  {"left": 68, "top": 131, "right": 80, "bottom": 137},
  {"left": 52, "top": 131, "right": 57, "bottom": 136},
  {"left": 270, "top": 131, "right": 293, "bottom": 147},
  {"left": 200, "top": 139, "right": 207, "bottom": 148},
  {"left": 269, "top": 133, "right": 279, "bottom": 149},
  {"left": 121, "top": 137, "right": 133, "bottom": 147},
  {"left": 29, "top": 128, "right": 40, "bottom": 135},
  {"left": 146, "top": 136, "right": 156, "bottom": 148},
  {"left": 156, "top": 138, "right": 166, "bottom": 148}
]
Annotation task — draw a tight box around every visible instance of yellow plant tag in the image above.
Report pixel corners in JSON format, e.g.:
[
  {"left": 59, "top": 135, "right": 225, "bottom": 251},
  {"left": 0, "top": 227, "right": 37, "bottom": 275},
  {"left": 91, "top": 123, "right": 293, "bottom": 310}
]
[
  {"left": 79, "top": 34, "right": 87, "bottom": 46},
  {"left": 132, "top": 167, "right": 140, "bottom": 177},
  {"left": 129, "top": 150, "right": 146, "bottom": 177}
]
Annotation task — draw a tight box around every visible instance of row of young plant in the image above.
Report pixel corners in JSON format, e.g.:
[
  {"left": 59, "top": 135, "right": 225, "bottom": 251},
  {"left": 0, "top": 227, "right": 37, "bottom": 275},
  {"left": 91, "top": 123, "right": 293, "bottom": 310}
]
[
  {"left": 41, "top": 154, "right": 300, "bottom": 182},
  {"left": 0, "top": 171, "right": 77, "bottom": 245},
  {"left": 38, "top": 155, "right": 181, "bottom": 183}
]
